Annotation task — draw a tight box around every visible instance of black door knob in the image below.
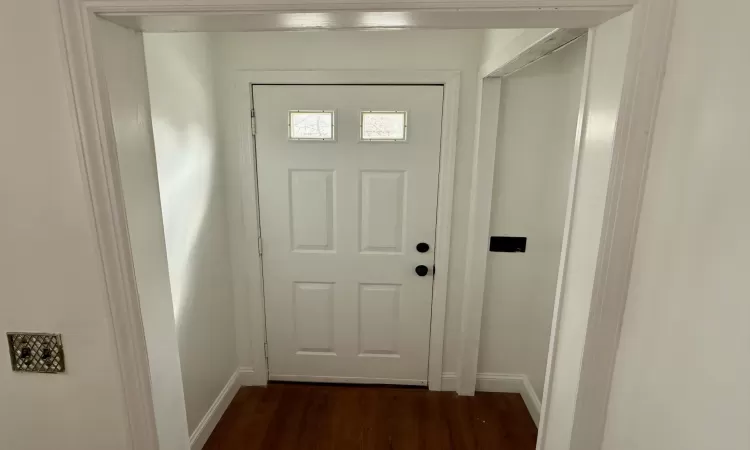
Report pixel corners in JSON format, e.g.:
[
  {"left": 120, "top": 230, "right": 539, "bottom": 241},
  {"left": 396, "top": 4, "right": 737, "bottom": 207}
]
[
  {"left": 415, "top": 265, "right": 429, "bottom": 277},
  {"left": 416, "top": 242, "right": 430, "bottom": 253}
]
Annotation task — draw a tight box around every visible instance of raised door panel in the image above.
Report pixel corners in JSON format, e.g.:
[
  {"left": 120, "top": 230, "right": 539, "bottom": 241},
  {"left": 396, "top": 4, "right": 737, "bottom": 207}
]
[
  {"left": 289, "top": 170, "right": 336, "bottom": 252},
  {"left": 360, "top": 171, "right": 406, "bottom": 254},
  {"left": 293, "top": 282, "right": 336, "bottom": 355},
  {"left": 358, "top": 284, "right": 401, "bottom": 357}
]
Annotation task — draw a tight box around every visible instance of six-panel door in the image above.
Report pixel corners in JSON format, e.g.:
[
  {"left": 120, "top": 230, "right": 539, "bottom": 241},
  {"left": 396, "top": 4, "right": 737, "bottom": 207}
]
[{"left": 253, "top": 84, "right": 443, "bottom": 385}]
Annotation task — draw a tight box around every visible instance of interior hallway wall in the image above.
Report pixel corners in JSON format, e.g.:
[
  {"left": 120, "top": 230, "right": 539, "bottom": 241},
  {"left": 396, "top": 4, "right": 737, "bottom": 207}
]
[
  {"left": 0, "top": 2, "right": 131, "bottom": 448},
  {"left": 3, "top": 2, "right": 749, "bottom": 450},
  {"left": 478, "top": 37, "right": 587, "bottom": 399},
  {"left": 212, "top": 29, "right": 493, "bottom": 376},
  {"left": 144, "top": 33, "right": 237, "bottom": 435},
  {"left": 480, "top": 28, "right": 555, "bottom": 77},
  {"left": 602, "top": 0, "right": 750, "bottom": 448}
]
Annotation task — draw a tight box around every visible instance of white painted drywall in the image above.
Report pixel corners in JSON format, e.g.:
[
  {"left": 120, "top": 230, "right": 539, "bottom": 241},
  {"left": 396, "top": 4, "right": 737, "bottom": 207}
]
[
  {"left": 0, "top": 3, "right": 130, "bottom": 449},
  {"left": 2, "top": 2, "right": 747, "bottom": 450},
  {"left": 480, "top": 29, "right": 525, "bottom": 76},
  {"left": 478, "top": 37, "right": 587, "bottom": 400},
  {"left": 95, "top": 19, "right": 190, "bottom": 450},
  {"left": 211, "top": 30, "right": 514, "bottom": 375},
  {"left": 539, "top": 10, "right": 633, "bottom": 450},
  {"left": 144, "top": 33, "right": 238, "bottom": 436},
  {"left": 602, "top": 0, "right": 750, "bottom": 449},
  {"left": 480, "top": 28, "right": 555, "bottom": 78}
]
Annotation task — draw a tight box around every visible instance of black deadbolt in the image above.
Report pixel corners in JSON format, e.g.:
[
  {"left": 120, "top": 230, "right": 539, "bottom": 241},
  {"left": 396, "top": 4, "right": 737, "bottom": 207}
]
[
  {"left": 415, "top": 265, "right": 429, "bottom": 277},
  {"left": 416, "top": 242, "right": 430, "bottom": 253}
]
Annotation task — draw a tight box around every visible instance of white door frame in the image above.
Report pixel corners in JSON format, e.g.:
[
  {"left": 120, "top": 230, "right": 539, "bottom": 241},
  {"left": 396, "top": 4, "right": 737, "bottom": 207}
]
[
  {"left": 225, "top": 70, "right": 461, "bottom": 390},
  {"left": 55, "top": 2, "right": 675, "bottom": 450}
]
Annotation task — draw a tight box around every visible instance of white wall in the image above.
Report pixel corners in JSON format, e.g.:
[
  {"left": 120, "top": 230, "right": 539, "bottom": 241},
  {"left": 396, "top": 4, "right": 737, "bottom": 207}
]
[
  {"left": 602, "top": 0, "right": 750, "bottom": 449},
  {"left": 144, "top": 33, "right": 238, "bottom": 436},
  {"left": 480, "top": 28, "right": 555, "bottom": 77},
  {"left": 480, "top": 29, "right": 525, "bottom": 76},
  {"left": 0, "top": 3, "right": 130, "bottom": 449},
  {"left": 478, "top": 37, "right": 587, "bottom": 399},
  {"left": 4, "top": 3, "right": 748, "bottom": 450},
  {"left": 212, "top": 30, "right": 491, "bottom": 375},
  {"left": 95, "top": 19, "right": 190, "bottom": 450}
]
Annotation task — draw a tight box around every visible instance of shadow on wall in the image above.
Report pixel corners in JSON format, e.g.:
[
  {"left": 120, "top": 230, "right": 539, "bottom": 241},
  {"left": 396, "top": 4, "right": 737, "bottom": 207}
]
[
  {"left": 154, "top": 115, "right": 214, "bottom": 326},
  {"left": 145, "top": 32, "right": 238, "bottom": 434}
]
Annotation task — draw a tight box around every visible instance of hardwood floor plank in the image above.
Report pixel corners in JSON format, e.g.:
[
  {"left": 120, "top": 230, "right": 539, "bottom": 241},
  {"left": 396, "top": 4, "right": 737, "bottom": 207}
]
[{"left": 204, "top": 383, "right": 538, "bottom": 450}]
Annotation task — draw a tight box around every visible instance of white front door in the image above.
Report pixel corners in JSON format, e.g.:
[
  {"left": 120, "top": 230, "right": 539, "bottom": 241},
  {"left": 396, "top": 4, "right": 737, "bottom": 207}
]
[{"left": 253, "top": 84, "right": 443, "bottom": 385}]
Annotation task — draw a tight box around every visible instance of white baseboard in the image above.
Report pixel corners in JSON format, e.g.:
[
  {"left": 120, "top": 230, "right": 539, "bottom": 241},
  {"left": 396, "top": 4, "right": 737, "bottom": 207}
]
[
  {"left": 441, "top": 372, "right": 541, "bottom": 426},
  {"left": 237, "top": 366, "right": 266, "bottom": 386},
  {"left": 269, "top": 373, "right": 426, "bottom": 386},
  {"left": 440, "top": 372, "right": 458, "bottom": 391},
  {"left": 189, "top": 371, "right": 241, "bottom": 450},
  {"left": 518, "top": 375, "right": 541, "bottom": 426}
]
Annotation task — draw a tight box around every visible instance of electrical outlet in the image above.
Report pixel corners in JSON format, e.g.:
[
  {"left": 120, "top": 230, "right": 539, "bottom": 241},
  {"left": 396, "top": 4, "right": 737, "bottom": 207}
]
[{"left": 7, "top": 333, "right": 65, "bottom": 374}]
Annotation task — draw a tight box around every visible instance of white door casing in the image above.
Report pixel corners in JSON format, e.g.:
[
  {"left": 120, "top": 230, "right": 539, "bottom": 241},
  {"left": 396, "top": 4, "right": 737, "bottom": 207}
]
[{"left": 254, "top": 85, "right": 444, "bottom": 385}]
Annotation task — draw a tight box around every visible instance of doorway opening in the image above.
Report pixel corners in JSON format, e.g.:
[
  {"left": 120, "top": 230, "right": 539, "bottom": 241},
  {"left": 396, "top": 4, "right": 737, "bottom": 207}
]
[
  {"left": 254, "top": 83, "right": 444, "bottom": 386},
  {"left": 59, "top": 2, "right": 672, "bottom": 449},
  {"left": 119, "top": 27, "right": 591, "bottom": 448}
]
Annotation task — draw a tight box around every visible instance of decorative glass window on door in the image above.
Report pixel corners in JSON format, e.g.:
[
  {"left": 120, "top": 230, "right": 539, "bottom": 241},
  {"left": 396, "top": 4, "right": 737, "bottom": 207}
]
[
  {"left": 289, "top": 110, "right": 335, "bottom": 140},
  {"left": 361, "top": 111, "right": 408, "bottom": 141}
]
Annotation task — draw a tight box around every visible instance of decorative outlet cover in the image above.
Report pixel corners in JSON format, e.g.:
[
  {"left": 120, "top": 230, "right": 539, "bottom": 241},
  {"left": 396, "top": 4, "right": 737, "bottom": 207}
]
[{"left": 7, "top": 333, "right": 65, "bottom": 374}]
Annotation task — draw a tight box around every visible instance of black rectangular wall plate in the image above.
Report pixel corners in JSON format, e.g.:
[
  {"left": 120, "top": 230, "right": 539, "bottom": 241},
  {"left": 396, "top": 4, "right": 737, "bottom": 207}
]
[{"left": 489, "top": 236, "right": 527, "bottom": 253}]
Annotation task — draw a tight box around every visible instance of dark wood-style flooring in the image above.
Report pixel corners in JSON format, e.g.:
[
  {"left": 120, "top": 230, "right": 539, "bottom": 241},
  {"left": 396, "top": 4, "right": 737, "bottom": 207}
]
[{"left": 204, "top": 383, "right": 538, "bottom": 450}]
